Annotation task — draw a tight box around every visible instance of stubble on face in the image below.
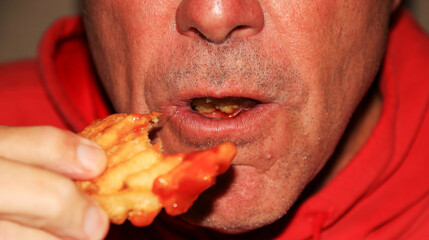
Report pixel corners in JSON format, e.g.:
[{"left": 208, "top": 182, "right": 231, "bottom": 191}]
[
  {"left": 81, "top": 0, "right": 395, "bottom": 233},
  {"left": 143, "top": 36, "right": 306, "bottom": 112},
  {"left": 140, "top": 36, "right": 336, "bottom": 233}
]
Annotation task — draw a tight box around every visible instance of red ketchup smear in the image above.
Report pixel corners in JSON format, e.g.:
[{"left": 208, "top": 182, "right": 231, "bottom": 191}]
[
  {"left": 131, "top": 123, "right": 149, "bottom": 133},
  {"left": 152, "top": 142, "right": 237, "bottom": 216},
  {"left": 130, "top": 112, "right": 160, "bottom": 133}
]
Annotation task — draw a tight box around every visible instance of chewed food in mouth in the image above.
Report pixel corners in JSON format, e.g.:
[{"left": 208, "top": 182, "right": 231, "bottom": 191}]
[{"left": 191, "top": 97, "right": 259, "bottom": 119}]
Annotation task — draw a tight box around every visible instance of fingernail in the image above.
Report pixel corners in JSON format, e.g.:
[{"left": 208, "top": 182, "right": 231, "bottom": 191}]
[
  {"left": 77, "top": 138, "right": 106, "bottom": 173},
  {"left": 84, "top": 205, "right": 108, "bottom": 239}
]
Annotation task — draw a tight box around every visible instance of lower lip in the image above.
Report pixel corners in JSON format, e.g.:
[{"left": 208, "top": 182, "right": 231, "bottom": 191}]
[{"left": 162, "top": 103, "right": 281, "bottom": 145}]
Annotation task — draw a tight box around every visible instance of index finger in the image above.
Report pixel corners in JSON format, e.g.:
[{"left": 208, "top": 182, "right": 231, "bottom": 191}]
[{"left": 0, "top": 126, "right": 107, "bottom": 179}]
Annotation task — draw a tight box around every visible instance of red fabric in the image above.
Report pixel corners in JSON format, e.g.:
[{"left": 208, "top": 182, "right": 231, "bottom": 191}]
[
  {"left": 281, "top": 10, "right": 429, "bottom": 239},
  {"left": 0, "top": 17, "right": 111, "bottom": 131},
  {"left": 1, "top": 8, "right": 429, "bottom": 240},
  {"left": 0, "top": 60, "right": 68, "bottom": 128}
]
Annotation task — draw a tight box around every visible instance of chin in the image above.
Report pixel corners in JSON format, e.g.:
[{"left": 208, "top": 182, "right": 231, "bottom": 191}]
[
  {"left": 179, "top": 165, "right": 294, "bottom": 234},
  {"left": 181, "top": 199, "right": 286, "bottom": 234}
]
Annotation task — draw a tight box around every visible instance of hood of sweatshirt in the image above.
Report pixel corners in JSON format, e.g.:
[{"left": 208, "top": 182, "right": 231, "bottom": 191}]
[
  {"left": 36, "top": 8, "right": 429, "bottom": 240},
  {"left": 37, "top": 17, "right": 112, "bottom": 132},
  {"left": 280, "top": 8, "right": 429, "bottom": 240}
]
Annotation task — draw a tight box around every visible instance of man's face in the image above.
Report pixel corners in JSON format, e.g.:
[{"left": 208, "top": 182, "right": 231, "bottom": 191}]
[{"left": 82, "top": 0, "right": 398, "bottom": 233}]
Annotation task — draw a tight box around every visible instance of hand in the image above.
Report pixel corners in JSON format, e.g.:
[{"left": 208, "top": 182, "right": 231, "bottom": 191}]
[{"left": 0, "top": 126, "right": 109, "bottom": 240}]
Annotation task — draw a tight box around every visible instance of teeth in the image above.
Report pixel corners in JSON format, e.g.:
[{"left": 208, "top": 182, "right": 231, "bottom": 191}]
[
  {"left": 191, "top": 98, "right": 216, "bottom": 114},
  {"left": 217, "top": 103, "right": 239, "bottom": 114},
  {"left": 191, "top": 97, "right": 257, "bottom": 117}
]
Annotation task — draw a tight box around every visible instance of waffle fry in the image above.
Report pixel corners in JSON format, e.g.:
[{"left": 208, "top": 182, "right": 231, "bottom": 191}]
[{"left": 76, "top": 113, "right": 236, "bottom": 226}]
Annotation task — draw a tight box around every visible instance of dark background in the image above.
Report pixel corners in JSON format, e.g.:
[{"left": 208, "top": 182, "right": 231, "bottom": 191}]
[{"left": 0, "top": 0, "right": 427, "bottom": 63}]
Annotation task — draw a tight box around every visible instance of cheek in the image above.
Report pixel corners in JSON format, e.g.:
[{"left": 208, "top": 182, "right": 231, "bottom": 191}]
[
  {"left": 264, "top": 0, "right": 390, "bottom": 128},
  {"left": 265, "top": 0, "right": 390, "bottom": 82},
  {"left": 259, "top": 0, "right": 392, "bottom": 175},
  {"left": 82, "top": 1, "right": 178, "bottom": 112}
]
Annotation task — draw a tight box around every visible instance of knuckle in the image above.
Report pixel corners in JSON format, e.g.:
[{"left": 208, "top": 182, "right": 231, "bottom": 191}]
[
  {"left": 46, "top": 178, "right": 82, "bottom": 220},
  {"left": 41, "top": 126, "right": 77, "bottom": 147},
  {"left": 38, "top": 126, "right": 79, "bottom": 160},
  {"left": 43, "top": 178, "right": 91, "bottom": 239},
  {"left": 19, "top": 173, "right": 89, "bottom": 238}
]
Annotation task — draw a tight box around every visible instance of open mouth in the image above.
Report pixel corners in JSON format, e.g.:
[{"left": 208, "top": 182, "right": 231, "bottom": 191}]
[
  {"left": 190, "top": 97, "right": 259, "bottom": 119},
  {"left": 158, "top": 93, "right": 281, "bottom": 151}
]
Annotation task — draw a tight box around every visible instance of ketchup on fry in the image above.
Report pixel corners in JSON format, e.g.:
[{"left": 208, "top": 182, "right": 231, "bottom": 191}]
[{"left": 153, "top": 142, "right": 237, "bottom": 216}]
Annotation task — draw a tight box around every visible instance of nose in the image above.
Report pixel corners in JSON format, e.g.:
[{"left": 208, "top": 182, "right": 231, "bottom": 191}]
[{"left": 176, "top": 0, "right": 264, "bottom": 43}]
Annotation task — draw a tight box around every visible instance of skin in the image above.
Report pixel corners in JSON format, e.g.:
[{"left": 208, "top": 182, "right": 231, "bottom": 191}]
[
  {"left": 0, "top": 126, "right": 109, "bottom": 239},
  {"left": 80, "top": 0, "right": 402, "bottom": 234},
  {"left": 0, "top": 0, "right": 401, "bottom": 238}
]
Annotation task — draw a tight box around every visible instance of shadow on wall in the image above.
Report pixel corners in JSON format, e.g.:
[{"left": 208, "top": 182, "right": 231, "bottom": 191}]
[
  {"left": 0, "top": 1, "right": 428, "bottom": 63},
  {"left": 0, "top": 0, "right": 81, "bottom": 63},
  {"left": 404, "top": 0, "right": 429, "bottom": 32}
]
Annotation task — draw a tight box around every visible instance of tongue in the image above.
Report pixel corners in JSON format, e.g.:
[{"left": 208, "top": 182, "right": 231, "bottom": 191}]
[{"left": 191, "top": 97, "right": 258, "bottom": 119}]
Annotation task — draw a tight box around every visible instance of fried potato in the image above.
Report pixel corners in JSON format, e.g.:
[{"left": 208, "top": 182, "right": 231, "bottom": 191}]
[{"left": 75, "top": 113, "right": 236, "bottom": 226}]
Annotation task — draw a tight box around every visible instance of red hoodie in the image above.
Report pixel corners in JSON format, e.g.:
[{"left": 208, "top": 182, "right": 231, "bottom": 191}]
[{"left": 0, "top": 8, "right": 428, "bottom": 240}]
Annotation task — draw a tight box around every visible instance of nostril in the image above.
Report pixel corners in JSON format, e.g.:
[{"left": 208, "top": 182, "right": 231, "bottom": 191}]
[
  {"left": 176, "top": 0, "right": 264, "bottom": 44},
  {"left": 187, "top": 27, "right": 204, "bottom": 39},
  {"left": 183, "top": 26, "right": 243, "bottom": 44},
  {"left": 188, "top": 27, "right": 213, "bottom": 42}
]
